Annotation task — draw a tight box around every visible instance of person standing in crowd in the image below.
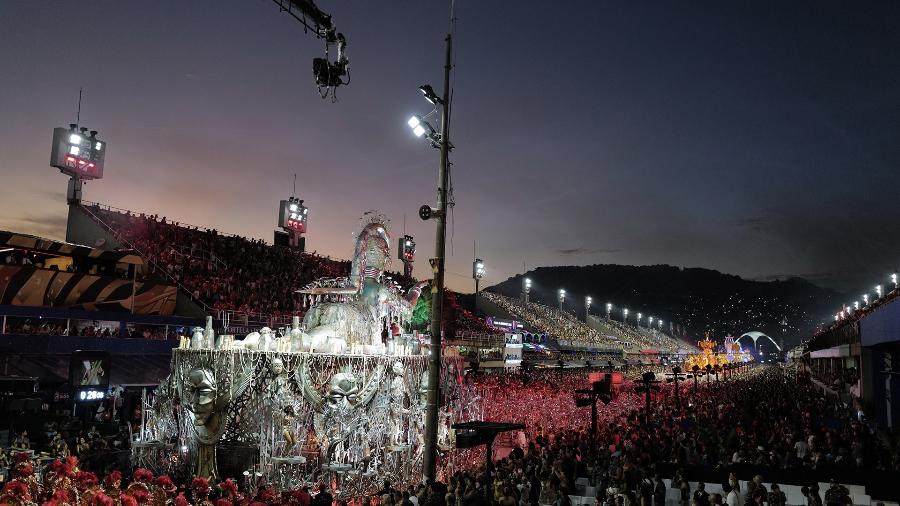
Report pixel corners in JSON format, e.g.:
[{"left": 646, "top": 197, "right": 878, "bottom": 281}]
[
  {"left": 693, "top": 482, "right": 709, "bottom": 506},
  {"left": 768, "top": 484, "right": 786, "bottom": 506},
  {"left": 653, "top": 475, "right": 667, "bottom": 506}
]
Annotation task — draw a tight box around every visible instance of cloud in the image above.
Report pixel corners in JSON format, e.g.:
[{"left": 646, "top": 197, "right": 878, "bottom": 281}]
[
  {"left": 6, "top": 213, "right": 68, "bottom": 241},
  {"left": 556, "top": 247, "right": 621, "bottom": 255}
]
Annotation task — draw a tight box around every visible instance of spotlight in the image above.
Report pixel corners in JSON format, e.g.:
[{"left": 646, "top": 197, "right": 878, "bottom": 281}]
[
  {"left": 419, "top": 84, "right": 444, "bottom": 106},
  {"left": 407, "top": 115, "right": 436, "bottom": 138}
]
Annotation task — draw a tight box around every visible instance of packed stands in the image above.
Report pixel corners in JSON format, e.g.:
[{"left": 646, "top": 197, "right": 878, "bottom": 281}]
[
  {"left": 481, "top": 291, "right": 692, "bottom": 354},
  {"left": 80, "top": 202, "right": 350, "bottom": 317}
]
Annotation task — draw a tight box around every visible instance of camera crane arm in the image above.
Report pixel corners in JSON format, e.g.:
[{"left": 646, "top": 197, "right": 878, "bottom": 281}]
[{"left": 269, "top": 0, "right": 349, "bottom": 99}]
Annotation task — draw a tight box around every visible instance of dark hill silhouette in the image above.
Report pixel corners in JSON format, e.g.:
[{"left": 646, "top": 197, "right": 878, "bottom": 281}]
[{"left": 484, "top": 264, "right": 840, "bottom": 348}]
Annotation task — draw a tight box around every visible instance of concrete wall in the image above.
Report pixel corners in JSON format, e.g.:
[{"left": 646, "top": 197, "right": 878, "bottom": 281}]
[{"left": 65, "top": 204, "right": 121, "bottom": 249}]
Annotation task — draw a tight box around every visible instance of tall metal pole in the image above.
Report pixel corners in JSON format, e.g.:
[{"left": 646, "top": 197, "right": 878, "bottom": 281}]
[{"left": 424, "top": 31, "right": 452, "bottom": 483}]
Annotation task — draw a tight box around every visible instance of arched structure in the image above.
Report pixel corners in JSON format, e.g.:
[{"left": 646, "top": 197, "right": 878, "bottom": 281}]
[{"left": 738, "top": 331, "right": 781, "bottom": 352}]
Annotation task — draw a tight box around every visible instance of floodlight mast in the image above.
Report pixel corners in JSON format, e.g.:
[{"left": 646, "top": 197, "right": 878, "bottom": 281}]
[{"left": 423, "top": 30, "right": 453, "bottom": 484}]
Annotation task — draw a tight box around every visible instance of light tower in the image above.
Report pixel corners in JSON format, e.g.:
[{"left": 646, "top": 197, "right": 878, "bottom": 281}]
[
  {"left": 52, "top": 123, "right": 107, "bottom": 243},
  {"left": 648, "top": 316, "right": 654, "bottom": 328},
  {"left": 637, "top": 312, "right": 642, "bottom": 327},
  {"left": 522, "top": 278, "right": 532, "bottom": 304},
  {"left": 623, "top": 308, "right": 629, "bottom": 322},
  {"left": 407, "top": 22, "right": 455, "bottom": 481},
  {"left": 473, "top": 258, "right": 485, "bottom": 300},
  {"left": 278, "top": 197, "right": 308, "bottom": 251},
  {"left": 876, "top": 285, "right": 883, "bottom": 299},
  {"left": 606, "top": 302, "right": 612, "bottom": 320},
  {"left": 399, "top": 235, "right": 416, "bottom": 278},
  {"left": 558, "top": 289, "right": 566, "bottom": 311},
  {"left": 585, "top": 296, "right": 592, "bottom": 321}
]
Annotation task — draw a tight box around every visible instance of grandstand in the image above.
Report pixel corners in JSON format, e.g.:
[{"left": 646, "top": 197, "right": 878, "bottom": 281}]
[
  {"left": 72, "top": 201, "right": 351, "bottom": 326},
  {"left": 479, "top": 291, "right": 696, "bottom": 355}
]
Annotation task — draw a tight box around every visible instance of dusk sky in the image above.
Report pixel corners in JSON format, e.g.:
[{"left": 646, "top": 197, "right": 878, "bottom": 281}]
[{"left": 1, "top": 1, "right": 899, "bottom": 294}]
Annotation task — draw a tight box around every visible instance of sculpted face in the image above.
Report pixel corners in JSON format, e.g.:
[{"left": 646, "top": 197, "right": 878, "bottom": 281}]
[
  {"left": 363, "top": 235, "right": 389, "bottom": 275},
  {"left": 392, "top": 361, "right": 405, "bottom": 377},
  {"left": 325, "top": 373, "right": 360, "bottom": 410},
  {"left": 271, "top": 358, "right": 284, "bottom": 375},
  {"left": 185, "top": 368, "right": 217, "bottom": 426}
]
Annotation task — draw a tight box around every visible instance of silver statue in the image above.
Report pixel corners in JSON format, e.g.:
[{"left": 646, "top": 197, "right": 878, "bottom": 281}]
[
  {"left": 296, "top": 360, "right": 383, "bottom": 467},
  {"left": 179, "top": 364, "right": 252, "bottom": 478}
]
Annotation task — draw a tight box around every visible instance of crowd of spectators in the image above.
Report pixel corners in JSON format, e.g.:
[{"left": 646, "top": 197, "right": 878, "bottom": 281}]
[
  {"left": 84, "top": 203, "right": 350, "bottom": 317},
  {"left": 2, "top": 364, "right": 895, "bottom": 505},
  {"left": 481, "top": 292, "right": 692, "bottom": 354},
  {"left": 2, "top": 318, "right": 176, "bottom": 340}
]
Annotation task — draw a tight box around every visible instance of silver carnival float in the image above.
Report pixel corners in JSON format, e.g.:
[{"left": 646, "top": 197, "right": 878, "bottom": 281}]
[{"left": 134, "top": 215, "right": 480, "bottom": 498}]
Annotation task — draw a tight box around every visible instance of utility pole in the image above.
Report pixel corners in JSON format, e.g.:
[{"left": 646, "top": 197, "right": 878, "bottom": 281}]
[{"left": 424, "top": 31, "right": 452, "bottom": 483}]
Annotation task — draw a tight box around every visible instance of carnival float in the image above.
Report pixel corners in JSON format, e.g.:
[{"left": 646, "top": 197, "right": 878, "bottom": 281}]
[
  {"left": 134, "top": 214, "right": 481, "bottom": 498},
  {"left": 682, "top": 334, "right": 752, "bottom": 371}
]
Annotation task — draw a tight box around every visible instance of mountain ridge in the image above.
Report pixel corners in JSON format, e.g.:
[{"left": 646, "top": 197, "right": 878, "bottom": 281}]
[{"left": 484, "top": 263, "right": 841, "bottom": 347}]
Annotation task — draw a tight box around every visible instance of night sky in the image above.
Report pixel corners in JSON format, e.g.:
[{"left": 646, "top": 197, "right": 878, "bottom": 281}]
[{"left": 1, "top": 1, "right": 899, "bottom": 294}]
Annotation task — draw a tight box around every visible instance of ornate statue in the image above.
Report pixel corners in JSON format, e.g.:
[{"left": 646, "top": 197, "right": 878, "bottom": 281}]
[
  {"left": 179, "top": 364, "right": 252, "bottom": 479},
  {"left": 295, "top": 360, "right": 384, "bottom": 467},
  {"left": 387, "top": 361, "right": 410, "bottom": 449},
  {"left": 297, "top": 216, "right": 428, "bottom": 355},
  {"left": 267, "top": 358, "right": 297, "bottom": 454}
]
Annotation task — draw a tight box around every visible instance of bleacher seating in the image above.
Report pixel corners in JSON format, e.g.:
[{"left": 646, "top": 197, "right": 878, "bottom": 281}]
[
  {"left": 481, "top": 291, "right": 694, "bottom": 353},
  {"left": 80, "top": 202, "right": 350, "bottom": 316}
]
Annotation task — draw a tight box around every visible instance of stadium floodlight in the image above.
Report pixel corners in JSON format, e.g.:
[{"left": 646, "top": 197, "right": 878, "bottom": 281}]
[
  {"left": 892, "top": 273, "right": 898, "bottom": 289},
  {"left": 875, "top": 285, "right": 883, "bottom": 298},
  {"left": 623, "top": 308, "right": 629, "bottom": 320},
  {"left": 854, "top": 301, "right": 860, "bottom": 310},
  {"left": 637, "top": 312, "right": 642, "bottom": 326},
  {"left": 523, "top": 277, "right": 532, "bottom": 304},
  {"left": 473, "top": 259, "right": 485, "bottom": 280},
  {"left": 658, "top": 319, "right": 663, "bottom": 329},
  {"left": 558, "top": 288, "right": 566, "bottom": 310},
  {"left": 648, "top": 316, "right": 654, "bottom": 327},
  {"left": 419, "top": 84, "right": 444, "bottom": 106},
  {"left": 407, "top": 115, "right": 436, "bottom": 139},
  {"left": 863, "top": 294, "right": 869, "bottom": 305}
]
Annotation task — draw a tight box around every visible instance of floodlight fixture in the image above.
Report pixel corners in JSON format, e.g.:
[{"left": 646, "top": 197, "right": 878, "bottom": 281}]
[
  {"left": 407, "top": 115, "right": 436, "bottom": 139},
  {"left": 473, "top": 258, "right": 485, "bottom": 280},
  {"left": 419, "top": 84, "right": 444, "bottom": 106}
]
